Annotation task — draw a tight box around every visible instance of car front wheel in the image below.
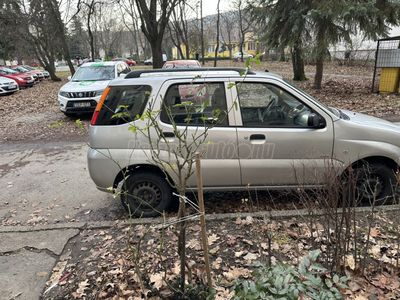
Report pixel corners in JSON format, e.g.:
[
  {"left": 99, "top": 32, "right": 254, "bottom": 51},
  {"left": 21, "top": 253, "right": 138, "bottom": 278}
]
[
  {"left": 120, "top": 171, "right": 173, "bottom": 218},
  {"left": 351, "top": 163, "right": 396, "bottom": 205}
]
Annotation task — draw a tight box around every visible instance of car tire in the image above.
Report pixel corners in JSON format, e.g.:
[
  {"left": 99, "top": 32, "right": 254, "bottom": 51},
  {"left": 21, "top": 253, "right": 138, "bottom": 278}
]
[
  {"left": 129, "top": 63, "right": 133, "bottom": 66},
  {"left": 346, "top": 163, "right": 396, "bottom": 206},
  {"left": 121, "top": 171, "right": 173, "bottom": 218}
]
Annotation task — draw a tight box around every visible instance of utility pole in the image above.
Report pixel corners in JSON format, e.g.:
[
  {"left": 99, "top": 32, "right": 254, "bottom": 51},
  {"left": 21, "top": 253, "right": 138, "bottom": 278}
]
[
  {"left": 200, "top": 0, "right": 205, "bottom": 65},
  {"left": 196, "top": 2, "right": 199, "bottom": 61}
]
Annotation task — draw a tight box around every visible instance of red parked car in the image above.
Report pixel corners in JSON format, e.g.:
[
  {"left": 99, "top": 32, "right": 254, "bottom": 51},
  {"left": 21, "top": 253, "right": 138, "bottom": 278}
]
[
  {"left": 162, "top": 60, "right": 201, "bottom": 69},
  {"left": 111, "top": 58, "right": 136, "bottom": 66},
  {"left": 9, "top": 65, "right": 45, "bottom": 82},
  {"left": 0, "top": 67, "right": 35, "bottom": 88}
]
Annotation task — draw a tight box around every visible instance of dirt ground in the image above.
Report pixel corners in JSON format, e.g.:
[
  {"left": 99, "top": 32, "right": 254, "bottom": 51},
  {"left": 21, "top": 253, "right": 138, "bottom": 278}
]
[
  {"left": 1, "top": 60, "right": 400, "bottom": 145},
  {"left": 43, "top": 208, "right": 400, "bottom": 300}
]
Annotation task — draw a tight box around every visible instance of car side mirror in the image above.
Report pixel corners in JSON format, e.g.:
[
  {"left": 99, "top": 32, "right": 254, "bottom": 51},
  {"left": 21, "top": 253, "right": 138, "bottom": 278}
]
[
  {"left": 308, "top": 113, "right": 326, "bottom": 128},
  {"left": 67, "top": 76, "right": 71, "bottom": 81}
]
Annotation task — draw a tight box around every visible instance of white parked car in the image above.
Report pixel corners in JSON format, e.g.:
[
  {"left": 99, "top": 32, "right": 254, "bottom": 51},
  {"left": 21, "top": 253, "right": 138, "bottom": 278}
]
[
  {"left": 57, "top": 61, "right": 131, "bottom": 117},
  {"left": 0, "top": 76, "right": 19, "bottom": 95},
  {"left": 232, "top": 52, "right": 254, "bottom": 60},
  {"left": 144, "top": 54, "right": 167, "bottom": 65}
]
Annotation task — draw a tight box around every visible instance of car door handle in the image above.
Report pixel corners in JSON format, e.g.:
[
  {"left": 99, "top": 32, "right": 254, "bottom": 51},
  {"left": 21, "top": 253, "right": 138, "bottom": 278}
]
[
  {"left": 250, "top": 134, "right": 265, "bottom": 140},
  {"left": 249, "top": 134, "right": 266, "bottom": 145},
  {"left": 162, "top": 132, "right": 175, "bottom": 138}
]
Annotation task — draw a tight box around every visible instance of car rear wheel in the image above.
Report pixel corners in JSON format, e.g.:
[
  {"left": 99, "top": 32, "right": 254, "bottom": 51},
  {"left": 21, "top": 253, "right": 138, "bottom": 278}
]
[
  {"left": 129, "top": 63, "right": 133, "bottom": 66},
  {"left": 348, "top": 163, "right": 396, "bottom": 206},
  {"left": 121, "top": 171, "right": 173, "bottom": 218}
]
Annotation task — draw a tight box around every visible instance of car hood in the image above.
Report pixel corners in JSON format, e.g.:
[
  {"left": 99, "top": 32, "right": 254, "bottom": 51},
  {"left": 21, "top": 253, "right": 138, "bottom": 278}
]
[
  {"left": 341, "top": 109, "right": 400, "bottom": 133},
  {"left": 60, "top": 80, "right": 110, "bottom": 92},
  {"left": 0, "top": 76, "right": 17, "bottom": 84}
]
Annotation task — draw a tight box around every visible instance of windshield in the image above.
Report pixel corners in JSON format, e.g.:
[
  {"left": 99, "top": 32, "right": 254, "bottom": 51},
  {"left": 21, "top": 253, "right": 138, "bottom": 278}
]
[
  {"left": 0, "top": 68, "right": 19, "bottom": 75},
  {"left": 283, "top": 79, "right": 340, "bottom": 118},
  {"left": 10, "top": 66, "right": 27, "bottom": 73},
  {"left": 72, "top": 65, "right": 115, "bottom": 82},
  {"left": 23, "top": 65, "right": 35, "bottom": 71}
]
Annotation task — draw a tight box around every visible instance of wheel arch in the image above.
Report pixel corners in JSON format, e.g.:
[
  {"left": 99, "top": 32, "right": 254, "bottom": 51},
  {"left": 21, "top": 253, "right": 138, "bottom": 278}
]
[
  {"left": 113, "top": 164, "right": 176, "bottom": 191},
  {"left": 350, "top": 156, "right": 399, "bottom": 172}
]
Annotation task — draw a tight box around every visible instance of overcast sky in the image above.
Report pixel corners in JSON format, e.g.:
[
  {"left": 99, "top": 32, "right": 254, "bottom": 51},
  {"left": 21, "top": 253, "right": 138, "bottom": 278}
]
[{"left": 199, "top": 0, "right": 232, "bottom": 16}]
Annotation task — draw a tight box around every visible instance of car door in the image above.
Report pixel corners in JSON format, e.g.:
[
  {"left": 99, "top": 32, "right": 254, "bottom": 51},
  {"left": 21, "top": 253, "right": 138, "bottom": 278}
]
[
  {"left": 231, "top": 78, "right": 336, "bottom": 187},
  {"left": 156, "top": 79, "right": 241, "bottom": 188}
]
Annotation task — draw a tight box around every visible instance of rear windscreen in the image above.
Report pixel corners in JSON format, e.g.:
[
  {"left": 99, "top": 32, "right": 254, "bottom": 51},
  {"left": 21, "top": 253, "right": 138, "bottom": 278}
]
[{"left": 95, "top": 85, "right": 151, "bottom": 125}]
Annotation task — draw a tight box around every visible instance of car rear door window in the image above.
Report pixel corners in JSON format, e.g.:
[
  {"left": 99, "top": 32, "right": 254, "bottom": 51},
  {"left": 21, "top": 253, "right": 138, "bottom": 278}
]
[{"left": 160, "top": 82, "right": 228, "bottom": 126}]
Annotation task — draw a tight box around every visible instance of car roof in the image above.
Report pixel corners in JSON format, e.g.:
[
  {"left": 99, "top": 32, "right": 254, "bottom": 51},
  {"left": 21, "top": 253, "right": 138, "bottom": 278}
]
[
  {"left": 108, "top": 68, "right": 282, "bottom": 86},
  {"left": 80, "top": 61, "right": 120, "bottom": 67}
]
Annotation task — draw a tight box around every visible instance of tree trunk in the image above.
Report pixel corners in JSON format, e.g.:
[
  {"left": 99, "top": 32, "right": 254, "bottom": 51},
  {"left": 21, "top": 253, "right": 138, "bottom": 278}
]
[
  {"left": 280, "top": 47, "right": 285, "bottom": 62},
  {"left": 291, "top": 41, "right": 306, "bottom": 81},
  {"left": 213, "top": 0, "right": 221, "bottom": 67},
  {"left": 200, "top": 0, "right": 205, "bottom": 65},
  {"left": 313, "top": 58, "right": 324, "bottom": 89},
  {"left": 313, "top": 26, "right": 325, "bottom": 89},
  {"left": 151, "top": 39, "right": 163, "bottom": 68}
]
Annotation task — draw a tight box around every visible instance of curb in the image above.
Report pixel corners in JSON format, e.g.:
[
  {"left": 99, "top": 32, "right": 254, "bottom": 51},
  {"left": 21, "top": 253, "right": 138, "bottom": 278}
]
[{"left": 1, "top": 204, "right": 399, "bottom": 233}]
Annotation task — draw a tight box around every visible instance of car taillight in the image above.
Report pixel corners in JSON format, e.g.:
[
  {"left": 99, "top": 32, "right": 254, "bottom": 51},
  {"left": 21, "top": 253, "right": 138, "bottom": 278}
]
[{"left": 91, "top": 87, "right": 110, "bottom": 125}]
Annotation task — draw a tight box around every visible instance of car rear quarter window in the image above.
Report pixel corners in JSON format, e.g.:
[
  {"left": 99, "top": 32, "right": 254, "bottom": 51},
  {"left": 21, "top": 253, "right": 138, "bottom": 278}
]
[
  {"left": 95, "top": 85, "right": 151, "bottom": 125},
  {"left": 160, "top": 82, "right": 228, "bottom": 126}
]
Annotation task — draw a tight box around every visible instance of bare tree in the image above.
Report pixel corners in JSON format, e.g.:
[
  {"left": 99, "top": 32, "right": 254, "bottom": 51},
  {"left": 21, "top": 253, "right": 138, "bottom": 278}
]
[
  {"left": 1, "top": 0, "right": 73, "bottom": 80},
  {"left": 134, "top": 0, "right": 182, "bottom": 68},
  {"left": 232, "top": 0, "right": 251, "bottom": 62},
  {"left": 220, "top": 12, "right": 237, "bottom": 58},
  {"left": 120, "top": 0, "right": 146, "bottom": 63},
  {"left": 167, "top": 1, "right": 193, "bottom": 59},
  {"left": 213, "top": 0, "right": 221, "bottom": 66}
]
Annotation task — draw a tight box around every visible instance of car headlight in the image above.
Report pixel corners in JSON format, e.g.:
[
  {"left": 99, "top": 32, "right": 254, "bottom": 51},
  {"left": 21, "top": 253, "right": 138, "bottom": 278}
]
[
  {"left": 59, "top": 91, "right": 68, "bottom": 97},
  {"left": 94, "top": 89, "right": 105, "bottom": 96}
]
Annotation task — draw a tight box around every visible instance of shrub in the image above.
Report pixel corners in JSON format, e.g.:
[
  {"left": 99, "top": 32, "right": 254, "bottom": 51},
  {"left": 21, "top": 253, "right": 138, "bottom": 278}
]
[{"left": 224, "top": 249, "right": 349, "bottom": 300}]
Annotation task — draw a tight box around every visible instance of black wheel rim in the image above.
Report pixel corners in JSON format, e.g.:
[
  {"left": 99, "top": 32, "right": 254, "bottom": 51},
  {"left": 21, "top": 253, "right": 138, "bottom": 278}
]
[
  {"left": 356, "top": 173, "right": 384, "bottom": 201},
  {"left": 127, "top": 181, "right": 162, "bottom": 212}
]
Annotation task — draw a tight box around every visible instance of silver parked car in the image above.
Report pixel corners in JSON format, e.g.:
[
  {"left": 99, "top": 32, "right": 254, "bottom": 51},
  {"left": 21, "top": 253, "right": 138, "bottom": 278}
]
[{"left": 88, "top": 68, "right": 400, "bottom": 217}]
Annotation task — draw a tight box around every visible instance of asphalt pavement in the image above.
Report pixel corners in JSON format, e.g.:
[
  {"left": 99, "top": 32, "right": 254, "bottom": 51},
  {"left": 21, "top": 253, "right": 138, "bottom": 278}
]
[{"left": 0, "top": 142, "right": 121, "bottom": 300}]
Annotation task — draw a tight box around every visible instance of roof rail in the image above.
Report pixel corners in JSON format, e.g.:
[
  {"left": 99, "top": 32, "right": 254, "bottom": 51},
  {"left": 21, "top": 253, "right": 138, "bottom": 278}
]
[{"left": 125, "top": 67, "right": 255, "bottom": 79}]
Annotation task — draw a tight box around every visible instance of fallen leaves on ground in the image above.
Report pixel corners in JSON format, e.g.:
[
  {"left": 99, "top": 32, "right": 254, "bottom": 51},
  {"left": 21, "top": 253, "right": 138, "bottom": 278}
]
[{"left": 43, "top": 210, "right": 400, "bottom": 299}]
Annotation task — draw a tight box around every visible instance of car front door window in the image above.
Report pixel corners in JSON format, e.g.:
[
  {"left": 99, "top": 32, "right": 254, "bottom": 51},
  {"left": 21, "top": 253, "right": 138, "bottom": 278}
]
[{"left": 238, "top": 82, "right": 313, "bottom": 127}]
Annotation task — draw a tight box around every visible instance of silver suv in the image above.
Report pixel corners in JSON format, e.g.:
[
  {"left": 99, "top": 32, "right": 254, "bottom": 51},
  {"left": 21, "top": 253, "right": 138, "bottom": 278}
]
[{"left": 88, "top": 68, "right": 400, "bottom": 217}]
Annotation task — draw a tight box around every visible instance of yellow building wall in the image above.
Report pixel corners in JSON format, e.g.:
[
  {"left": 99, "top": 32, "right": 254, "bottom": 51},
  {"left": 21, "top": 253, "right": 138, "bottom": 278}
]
[{"left": 172, "top": 41, "right": 259, "bottom": 60}]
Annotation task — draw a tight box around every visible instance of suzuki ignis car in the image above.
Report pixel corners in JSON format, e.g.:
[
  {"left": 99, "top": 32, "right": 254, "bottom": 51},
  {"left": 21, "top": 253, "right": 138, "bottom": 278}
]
[
  {"left": 88, "top": 68, "right": 400, "bottom": 217},
  {"left": 58, "top": 61, "right": 131, "bottom": 116}
]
